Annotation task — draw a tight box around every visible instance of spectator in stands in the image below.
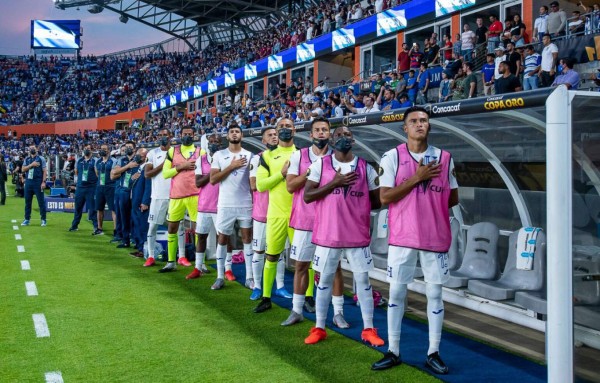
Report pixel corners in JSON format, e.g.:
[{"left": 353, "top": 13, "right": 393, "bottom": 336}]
[
  {"left": 511, "top": 14, "right": 527, "bottom": 47},
  {"left": 374, "top": 73, "right": 386, "bottom": 94},
  {"left": 548, "top": 1, "right": 567, "bottom": 38},
  {"left": 495, "top": 61, "right": 523, "bottom": 94},
  {"left": 442, "top": 34, "right": 453, "bottom": 62},
  {"left": 552, "top": 58, "right": 580, "bottom": 89},
  {"left": 461, "top": 23, "right": 476, "bottom": 63},
  {"left": 461, "top": 62, "right": 478, "bottom": 99},
  {"left": 393, "top": 71, "right": 407, "bottom": 95},
  {"left": 397, "top": 43, "right": 410, "bottom": 72},
  {"left": 451, "top": 68, "right": 466, "bottom": 99},
  {"left": 416, "top": 63, "right": 431, "bottom": 105},
  {"left": 539, "top": 34, "right": 559, "bottom": 87},
  {"left": 344, "top": 94, "right": 379, "bottom": 114},
  {"left": 438, "top": 71, "right": 453, "bottom": 102},
  {"left": 487, "top": 14, "right": 503, "bottom": 53},
  {"left": 482, "top": 54, "right": 496, "bottom": 95},
  {"left": 409, "top": 43, "right": 424, "bottom": 69},
  {"left": 475, "top": 17, "right": 488, "bottom": 59},
  {"left": 453, "top": 33, "right": 462, "bottom": 58},
  {"left": 445, "top": 51, "right": 463, "bottom": 79},
  {"left": 534, "top": 6, "right": 549, "bottom": 43},
  {"left": 569, "top": 11, "right": 586, "bottom": 35},
  {"left": 427, "top": 38, "right": 440, "bottom": 65},
  {"left": 314, "top": 79, "right": 328, "bottom": 93},
  {"left": 523, "top": 45, "right": 541, "bottom": 90},
  {"left": 505, "top": 42, "right": 522, "bottom": 76},
  {"left": 377, "top": 88, "right": 401, "bottom": 111},
  {"left": 399, "top": 93, "right": 413, "bottom": 108},
  {"left": 493, "top": 45, "right": 507, "bottom": 81},
  {"left": 406, "top": 70, "right": 418, "bottom": 104}
]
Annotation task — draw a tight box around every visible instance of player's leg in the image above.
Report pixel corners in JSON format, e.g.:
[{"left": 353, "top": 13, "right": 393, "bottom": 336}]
[
  {"left": 274, "top": 229, "right": 292, "bottom": 298},
  {"left": 177, "top": 197, "right": 198, "bottom": 267},
  {"left": 254, "top": 218, "right": 288, "bottom": 313},
  {"left": 159, "top": 199, "right": 184, "bottom": 273},
  {"left": 144, "top": 199, "right": 165, "bottom": 266},
  {"left": 95, "top": 188, "right": 106, "bottom": 233},
  {"left": 250, "top": 220, "right": 266, "bottom": 300},
  {"left": 283, "top": 229, "right": 312, "bottom": 326},
  {"left": 240, "top": 220, "right": 254, "bottom": 289},
  {"left": 187, "top": 212, "right": 211, "bottom": 279},
  {"left": 332, "top": 265, "right": 349, "bottom": 328},
  {"left": 212, "top": 207, "right": 236, "bottom": 289}
]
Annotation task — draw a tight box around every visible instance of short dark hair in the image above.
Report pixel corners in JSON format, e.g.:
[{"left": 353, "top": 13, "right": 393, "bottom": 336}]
[
  {"left": 181, "top": 125, "right": 195, "bottom": 133},
  {"left": 261, "top": 126, "right": 276, "bottom": 135},
  {"left": 310, "top": 116, "right": 330, "bottom": 132},
  {"left": 463, "top": 61, "right": 474, "bottom": 70},
  {"left": 561, "top": 57, "right": 575, "bottom": 69},
  {"left": 125, "top": 140, "right": 136, "bottom": 148},
  {"left": 227, "top": 122, "right": 242, "bottom": 133},
  {"left": 403, "top": 106, "right": 430, "bottom": 122}
]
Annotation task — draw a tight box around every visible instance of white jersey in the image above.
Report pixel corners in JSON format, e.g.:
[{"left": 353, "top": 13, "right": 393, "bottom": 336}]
[
  {"left": 211, "top": 148, "right": 253, "bottom": 208},
  {"left": 307, "top": 155, "right": 379, "bottom": 191},
  {"left": 288, "top": 146, "right": 333, "bottom": 176},
  {"left": 145, "top": 147, "right": 170, "bottom": 200},
  {"left": 249, "top": 154, "right": 260, "bottom": 178},
  {"left": 379, "top": 145, "right": 458, "bottom": 189}
]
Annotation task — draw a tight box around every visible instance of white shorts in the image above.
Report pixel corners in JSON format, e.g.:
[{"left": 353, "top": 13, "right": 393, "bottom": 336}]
[
  {"left": 253, "top": 220, "right": 267, "bottom": 252},
  {"left": 290, "top": 230, "right": 316, "bottom": 262},
  {"left": 387, "top": 245, "right": 450, "bottom": 284},
  {"left": 148, "top": 199, "right": 169, "bottom": 224},
  {"left": 313, "top": 246, "right": 374, "bottom": 274},
  {"left": 195, "top": 212, "right": 217, "bottom": 235},
  {"left": 216, "top": 207, "right": 253, "bottom": 235}
]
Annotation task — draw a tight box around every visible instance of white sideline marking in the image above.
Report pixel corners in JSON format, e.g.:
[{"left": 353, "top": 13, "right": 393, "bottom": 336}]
[
  {"left": 25, "top": 281, "right": 38, "bottom": 296},
  {"left": 32, "top": 314, "right": 50, "bottom": 337},
  {"left": 21, "top": 260, "right": 31, "bottom": 270},
  {"left": 11, "top": 219, "right": 16, "bottom": 223},
  {"left": 17, "top": 245, "right": 25, "bottom": 253},
  {"left": 13, "top": 225, "right": 19, "bottom": 230},
  {"left": 15, "top": 234, "right": 22, "bottom": 240},
  {"left": 45, "top": 371, "right": 63, "bottom": 383}
]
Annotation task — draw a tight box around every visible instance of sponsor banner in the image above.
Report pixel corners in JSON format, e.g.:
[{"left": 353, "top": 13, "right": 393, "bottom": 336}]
[
  {"left": 297, "top": 43, "right": 315, "bottom": 64},
  {"left": 160, "top": 99, "right": 167, "bottom": 109},
  {"left": 377, "top": 9, "right": 407, "bottom": 37},
  {"left": 150, "top": 102, "right": 157, "bottom": 112},
  {"left": 225, "top": 73, "right": 236, "bottom": 87},
  {"left": 208, "top": 79, "right": 218, "bottom": 93},
  {"left": 244, "top": 64, "right": 257, "bottom": 81},
  {"left": 193, "top": 85, "right": 202, "bottom": 98},
  {"left": 181, "top": 89, "right": 189, "bottom": 102},
  {"left": 46, "top": 197, "right": 77, "bottom": 213},
  {"left": 435, "top": 0, "right": 476, "bottom": 17},
  {"left": 169, "top": 94, "right": 177, "bottom": 106},
  {"left": 268, "top": 55, "right": 283, "bottom": 73},
  {"left": 332, "top": 28, "right": 355, "bottom": 52}
]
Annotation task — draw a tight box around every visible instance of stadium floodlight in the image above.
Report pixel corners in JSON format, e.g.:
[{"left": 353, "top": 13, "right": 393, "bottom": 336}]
[
  {"left": 119, "top": 14, "right": 129, "bottom": 23},
  {"left": 88, "top": 4, "right": 103, "bottom": 13}
]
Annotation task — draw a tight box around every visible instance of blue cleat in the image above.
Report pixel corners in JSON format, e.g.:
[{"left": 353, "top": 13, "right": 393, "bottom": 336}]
[
  {"left": 250, "top": 288, "right": 262, "bottom": 301},
  {"left": 274, "top": 287, "right": 293, "bottom": 299},
  {"left": 21, "top": 220, "right": 30, "bottom": 226}
]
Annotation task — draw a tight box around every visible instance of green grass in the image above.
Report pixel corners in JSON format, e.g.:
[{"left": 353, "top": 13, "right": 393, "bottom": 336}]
[{"left": 0, "top": 186, "right": 440, "bottom": 383}]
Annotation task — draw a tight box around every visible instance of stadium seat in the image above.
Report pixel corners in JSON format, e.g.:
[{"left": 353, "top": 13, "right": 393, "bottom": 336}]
[
  {"left": 443, "top": 222, "right": 499, "bottom": 288},
  {"left": 573, "top": 255, "right": 600, "bottom": 306},
  {"left": 515, "top": 290, "right": 547, "bottom": 315},
  {"left": 370, "top": 209, "right": 388, "bottom": 270},
  {"left": 468, "top": 230, "right": 546, "bottom": 301},
  {"left": 574, "top": 305, "right": 600, "bottom": 331},
  {"left": 585, "top": 190, "right": 600, "bottom": 226}
]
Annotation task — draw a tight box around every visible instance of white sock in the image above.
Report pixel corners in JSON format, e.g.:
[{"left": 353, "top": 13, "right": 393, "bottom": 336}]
[
  {"left": 388, "top": 283, "right": 408, "bottom": 356},
  {"left": 292, "top": 293, "right": 305, "bottom": 315},
  {"left": 147, "top": 222, "right": 158, "bottom": 258},
  {"left": 225, "top": 252, "right": 232, "bottom": 272},
  {"left": 332, "top": 295, "right": 345, "bottom": 315},
  {"left": 426, "top": 283, "right": 444, "bottom": 355},
  {"left": 177, "top": 225, "right": 186, "bottom": 258},
  {"left": 315, "top": 271, "right": 334, "bottom": 329},
  {"left": 216, "top": 244, "right": 226, "bottom": 279},
  {"left": 276, "top": 254, "right": 285, "bottom": 289},
  {"left": 243, "top": 243, "right": 253, "bottom": 279},
  {"left": 355, "top": 272, "right": 374, "bottom": 329},
  {"left": 252, "top": 252, "right": 264, "bottom": 290},
  {"left": 195, "top": 252, "right": 205, "bottom": 270}
]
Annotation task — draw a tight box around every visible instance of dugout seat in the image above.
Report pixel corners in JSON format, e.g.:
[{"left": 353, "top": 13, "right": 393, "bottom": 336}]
[
  {"left": 444, "top": 222, "right": 499, "bottom": 288},
  {"left": 415, "top": 217, "right": 463, "bottom": 278},
  {"left": 370, "top": 209, "right": 389, "bottom": 270},
  {"left": 515, "top": 290, "right": 547, "bottom": 315},
  {"left": 468, "top": 230, "right": 546, "bottom": 300}
]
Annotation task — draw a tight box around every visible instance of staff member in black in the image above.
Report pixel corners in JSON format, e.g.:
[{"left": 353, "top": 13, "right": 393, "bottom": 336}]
[
  {"left": 111, "top": 141, "right": 140, "bottom": 248},
  {"left": 0, "top": 156, "right": 7, "bottom": 205},
  {"left": 94, "top": 144, "right": 116, "bottom": 236},
  {"left": 21, "top": 144, "right": 47, "bottom": 226},
  {"left": 69, "top": 143, "right": 99, "bottom": 233}
]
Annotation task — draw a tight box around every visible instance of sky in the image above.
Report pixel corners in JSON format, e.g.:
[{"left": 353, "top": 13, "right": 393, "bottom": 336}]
[{"left": 0, "top": 0, "right": 172, "bottom": 56}]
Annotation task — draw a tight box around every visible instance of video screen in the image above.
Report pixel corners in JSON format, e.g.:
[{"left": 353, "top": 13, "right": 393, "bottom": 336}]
[
  {"left": 31, "top": 20, "right": 81, "bottom": 49},
  {"left": 436, "top": 0, "right": 475, "bottom": 17}
]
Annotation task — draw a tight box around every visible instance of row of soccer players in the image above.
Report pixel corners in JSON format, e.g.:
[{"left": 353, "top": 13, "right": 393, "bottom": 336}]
[{"left": 135, "top": 107, "right": 457, "bottom": 375}]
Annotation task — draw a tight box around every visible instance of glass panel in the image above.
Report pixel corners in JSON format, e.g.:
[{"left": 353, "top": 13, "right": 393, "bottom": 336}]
[
  {"left": 362, "top": 49, "right": 372, "bottom": 77},
  {"left": 252, "top": 80, "right": 264, "bottom": 101},
  {"left": 373, "top": 38, "right": 396, "bottom": 73},
  {"left": 291, "top": 67, "right": 306, "bottom": 88},
  {"left": 405, "top": 26, "right": 434, "bottom": 50},
  {"left": 503, "top": 3, "right": 522, "bottom": 24}
]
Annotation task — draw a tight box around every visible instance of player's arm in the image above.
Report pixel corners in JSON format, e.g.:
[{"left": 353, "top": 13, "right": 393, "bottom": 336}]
[
  {"left": 162, "top": 148, "right": 179, "bottom": 179},
  {"left": 367, "top": 164, "right": 381, "bottom": 210},
  {"left": 111, "top": 159, "right": 134, "bottom": 180},
  {"left": 380, "top": 159, "right": 441, "bottom": 205},
  {"left": 285, "top": 152, "right": 305, "bottom": 193},
  {"left": 369, "top": 189, "right": 381, "bottom": 210},
  {"left": 145, "top": 152, "right": 164, "bottom": 178},
  {"left": 195, "top": 157, "right": 209, "bottom": 188},
  {"left": 41, "top": 158, "right": 47, "bottom": 189},
  {"left": 304, "top": 168, "right": 357, "bottom": 204},
  {"left": 449, "top": 189, "right": 459, "bottom": 208},
  {"left": 256, "top": 155, "right": 286, "bottom": 192}
]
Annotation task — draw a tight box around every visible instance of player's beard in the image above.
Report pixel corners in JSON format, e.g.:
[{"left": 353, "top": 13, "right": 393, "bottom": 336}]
[{"left": 229, "top": 138, "right": 241, "bottom": 144}]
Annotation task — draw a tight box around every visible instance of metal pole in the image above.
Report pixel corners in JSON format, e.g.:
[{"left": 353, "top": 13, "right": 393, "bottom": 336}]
[{"left": 545, "top": 85, "right": 573, "bottom": 383}]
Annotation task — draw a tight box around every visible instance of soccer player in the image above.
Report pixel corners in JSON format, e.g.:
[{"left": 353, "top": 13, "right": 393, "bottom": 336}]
[
  {"left": 302, "top": 126, "right": 383, "bottom": 346},
  {"left": 69, "top": 143, "right": 98, "bottom": 233},
  {"left": 21, "top": 144, "right": 47, "bottom": 226},
  {"left": 186, "top": 133, "right": 222, "bottom": 279},
  {"left": 110, "top": 141, "right": 141, "bottom": 248},
  {"left": 249, "top": 127, "right": 291, "bottom": 301},
  {"left": 254, "top": 119, "right": 297, "bottom": 313},
  {"left": 159, "top": 126, "right": 200, "bottom": 273},
  {"left": 95, "top": 144, "right": 116, "bottom": 236},
  {"left": 143, "top": 129, "right": 185, "bottom": 267},
  {"left": 209, "top": 123, "right": 254, "bottom": 290},
  {"left": 282, "top": 116, "right": 348, "bottom": 327},
  {"left": 371, "top": 106, "right": 458, "bottom": 374}
]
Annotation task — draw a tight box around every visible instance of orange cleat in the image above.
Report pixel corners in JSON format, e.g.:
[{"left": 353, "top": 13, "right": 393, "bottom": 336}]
[
  {"left": 224, "top": 270, "right": 236, "bottom": 281},
  {"left": 143, "top": 257, "right": 156, "bottom": 267},
  {"left": 177, "top": 257, "right": 192, "bottom": 267},
  {"left": 186, "top": 268, "right": 203, "bottom": 280},
  {"left": 304, "top": 327, "right": 327, "bottom": 345},
  {"left": 361, "top": 328, "right": 385, "bottom": 347}
]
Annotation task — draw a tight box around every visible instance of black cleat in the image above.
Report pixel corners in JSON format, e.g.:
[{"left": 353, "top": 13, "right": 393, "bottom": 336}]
[
  {"left": 304, "top": 296, "right": 316, "bottom": 313},
  {"left": 425, "top": 352, "right": 449, "bottom": 375},
  {"left": 116, "top": 242, "right": 130, "bottom": 248},
  {"left": 158, "top": 263, "right": 176, "bottom": 273},
  {"left": 372, "top": 351, "right": 402, "bottom": 371},
  {"left": 254, "top": 298, "right": 272, "bottom": 313},
  {"left": 68, "top": 227, "right": 79, "bottom": 232}
]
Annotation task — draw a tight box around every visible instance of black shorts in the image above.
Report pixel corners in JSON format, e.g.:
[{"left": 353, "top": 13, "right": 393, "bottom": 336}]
[{"left": 95, "top": 186, "right": 115, "bottom": 211}]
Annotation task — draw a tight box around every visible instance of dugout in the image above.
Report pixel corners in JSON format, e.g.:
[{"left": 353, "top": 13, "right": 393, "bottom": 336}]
[{"left": 236, "top": 86, "right": 600, "bottom": 383}]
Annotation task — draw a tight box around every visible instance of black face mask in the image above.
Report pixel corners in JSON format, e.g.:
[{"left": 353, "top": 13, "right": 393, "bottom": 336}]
[
  {"left": 181, "top": 136, "right": 194, "bottom": 146},
  {"left": 159, "top": 137, "right": 169, "bottom": 147},
  {"left": 208, "top": 143, "right": 220, "bottom": 154},
  {"left": 134, "top": 154, "right": 144, "bottom": 165},
  {"left": 312, "top": 138, "right": 329, "bottom": 149},
  {"left": 278, "top": 128, "right": 293, "bottom": 142},
  {"left": 99, "top": 150, "right": 107, "bottom": 157},
  {"left": 84, "top": 149, "right": 92, "bottom": 157},
  {"left": 266, "top": 143, "right": 278, "bottom": 151},
  {"left": 125, "top": 148, "right": 134, "bottom": 156},
  {"left": 333, "top": 136, "right": 353, "bottom": 154},
  {"left": 30, "top": 149, "right": 36, "bottom": 156}
]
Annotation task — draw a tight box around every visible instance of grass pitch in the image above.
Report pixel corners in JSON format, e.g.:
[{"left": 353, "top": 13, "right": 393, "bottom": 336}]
[{"left": 0, "top": 187, "right": 439, "bottom": 382}]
